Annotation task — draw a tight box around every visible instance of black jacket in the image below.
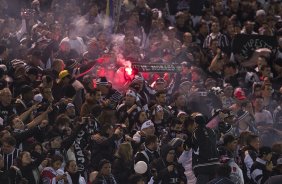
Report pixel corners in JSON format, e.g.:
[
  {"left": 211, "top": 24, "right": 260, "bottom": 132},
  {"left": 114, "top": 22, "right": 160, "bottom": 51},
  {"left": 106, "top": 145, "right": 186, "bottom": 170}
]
[{"left": 112, "top": 157, "right": 134, "bottom": 184}]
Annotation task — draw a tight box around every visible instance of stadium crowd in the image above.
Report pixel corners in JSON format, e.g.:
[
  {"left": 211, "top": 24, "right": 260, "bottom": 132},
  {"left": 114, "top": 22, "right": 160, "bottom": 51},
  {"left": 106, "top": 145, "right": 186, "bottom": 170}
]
[{"left": 1, "top": 0, "right": 282, "bottom": 184}]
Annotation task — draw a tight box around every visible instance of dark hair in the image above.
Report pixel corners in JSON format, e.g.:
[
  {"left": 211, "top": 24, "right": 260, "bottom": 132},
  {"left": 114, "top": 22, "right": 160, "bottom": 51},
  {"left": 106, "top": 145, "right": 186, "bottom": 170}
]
[
  {"left": 172, "top": 91, "right": 184, "bottom": 102},
  {"left": 246, "top": 134, "right": 259, "bottom": 146},
  {"left": 145, "top": 135, "right": 158, "bottom": 147},
  {"left": 51, "top": 154, "right": 63, "bottom": 165},
  {"left": 128, "top": 174, "right": 145, "bottom": 184},
  {"left": 98, "top": 159, "right": 110, "bottom": 171},
  {"left": 223, "top": 134, "right": 236, "bottom": 146},
  {"left": 88, "top": 88, "right": 101, "bottom": 96},
  {"left": 1, "top": 136, "right": 16, "bottom": 146},
  {"left": 224, "top": 62, "right": 237, "bottom": 69},
  {"left": 155, "top": 90, "right": 167, "bottom": 98}
]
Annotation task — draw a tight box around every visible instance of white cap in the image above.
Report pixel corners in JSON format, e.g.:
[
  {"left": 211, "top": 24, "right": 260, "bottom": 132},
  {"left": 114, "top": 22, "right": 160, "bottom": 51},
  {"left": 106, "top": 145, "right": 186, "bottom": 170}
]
[
  {"left": 134, "top": 161, "right": 148, "bottom": 174},
  {"left": 33, "top": 93, "right": 43, "bottom": 103},
  {"left": 141, "top": 120, "right": 154, "bottom": 130}
]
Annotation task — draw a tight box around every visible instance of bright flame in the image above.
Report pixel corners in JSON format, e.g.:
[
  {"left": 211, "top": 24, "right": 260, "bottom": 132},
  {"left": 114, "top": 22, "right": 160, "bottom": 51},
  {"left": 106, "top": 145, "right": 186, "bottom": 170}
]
[{"left": 125, "top": 67, "right": 133, "bottom": 76}]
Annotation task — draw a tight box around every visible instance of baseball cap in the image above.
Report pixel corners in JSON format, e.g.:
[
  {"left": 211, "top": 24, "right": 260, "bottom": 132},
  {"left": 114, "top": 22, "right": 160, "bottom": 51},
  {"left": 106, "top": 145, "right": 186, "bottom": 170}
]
[
  {"left": 141, "top": 120, "right": 154, "bottom": 130},
  {"left": 66, "top": 103, "right": 75, "bottom": 109},
  {"left": 96, "top": 76, "right": 109, "bottom": 86},
  {"left": 33, "top": 93, "right": 43, "bottom": 103},
  {"left": 58, "top": 70, "right": 70, "bottom": 83},
  {"left": 259, "top": 146, "right": 272, "bottom": 157}
]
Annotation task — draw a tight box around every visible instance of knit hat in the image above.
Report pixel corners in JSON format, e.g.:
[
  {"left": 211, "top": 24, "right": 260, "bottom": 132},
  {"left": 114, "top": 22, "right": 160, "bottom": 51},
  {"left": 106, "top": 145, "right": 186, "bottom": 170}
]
[
  {"left": 66, "top": 103, "right": 75, "bottom": 109},
  {"left": 96, "top": 76, "right": 109, "bottom": 86},
  {"left": 194, "top": 113, "right": 207, "bottom": 125},
  {"left": 234, "top": 87, "right": 246, "bottom": 100},
  {"left": 126, "top": 89, "right": 137, "bottom": 98},
  {"left": 169, "top": 138, "right": 184, "bottom": 149},
  {"left": 134, "top": 161, "right": 148, "bottom": 174},
  {"left": 141, "top": 120, "right": 154, "bottom": 130}
]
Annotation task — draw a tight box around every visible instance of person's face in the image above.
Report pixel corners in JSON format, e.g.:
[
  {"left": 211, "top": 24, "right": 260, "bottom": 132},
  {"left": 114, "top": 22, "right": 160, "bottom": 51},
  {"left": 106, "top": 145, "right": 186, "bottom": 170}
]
[
  {"left": 199, "top": 23, "right": 209, "bottom": 35},
  {"left": 262, "top": 85, "right": 273, "bottom": 97},
  {"left": 95, "top": 91, "right": 102, "bottom": 101},
  {"left": 52, "top": 160, "right": 62, "bottom": 170},
  {"left": 151, "top": 139, "right": 159, "bottom": 151},
  {"left": 100, "top": 163, "right": 111, "bottom": 176},
  {"left": 156, "top": 94, "right": 166, "bottom": 105},
  {"left": 224, "top": 86, "right": 234, "bottom": 97},
  {"left": 89, "top": 5, "right": 98, "bottom": 16},
  {"left": 183, "top": 33, "right": 192, "bottom": 44},
  {"left": 227, "top": 140, "right": 238, "bottom": 152},
  {"left": 34, "top": 145, "right": 42, "bottom": 154},
  {"left": 166, "top": 150, "right": 175, "bottom": 163},
  {"left": 176, "top": 95, "right": 186, "bottom": 107},
  {"left": 155, "top": 83, "right": 166, "bottom": 91},
  {"left": 67, "top": 161, "right": 78, "bottom": 173},
  {"left": 51, "top": 137, "right": 62, "bottom": 148},
  {"left": 143, "top": 126, "right": 155, "bottom": 135},
  {"left": 138, "top": 112, "right": 147, "bottom": 123},
  {"left": 250, "top": 138, "right": 260, "bottom": 151},
  {"left": 66, "top": 107, "right": 76, "bottom": 117},
  {"left": 211, "top": 22, "right": 220, "bottom": 33},
  {"left": 97, "top": 85, "right": 108, "bottom": 95},
  {"left": 257, "top": 58, "right": 267, "bottom": 71},
  {"left": 0, "top": 90, "right": 12, "bottom": 106},
  {"left": 22, "top": 152, "right": 32, "bottom": 165},
  {"left": 125, "top": 94, "right": 136, "bottom": 106},
  {"left": 1, "top": 142, "right": 14, "bottom": 154},
  {"left": 254, "top": 98, "right": 264, "bottom": 110},
  {"left": 254, "top": 87, "right": 262, "bottom": 96},
  {"left": 12, "top": 117, "right": 25, "bottom": 130}
]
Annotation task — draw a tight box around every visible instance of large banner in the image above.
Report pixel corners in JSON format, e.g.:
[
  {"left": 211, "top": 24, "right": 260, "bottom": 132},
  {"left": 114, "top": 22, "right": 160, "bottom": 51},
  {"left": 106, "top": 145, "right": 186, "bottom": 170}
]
[
  {"left": 131, "top": 63, "right": 182, "bottom": 72},
  {"left": 232, "top": 34, "right": 277, "bottom": 59}
]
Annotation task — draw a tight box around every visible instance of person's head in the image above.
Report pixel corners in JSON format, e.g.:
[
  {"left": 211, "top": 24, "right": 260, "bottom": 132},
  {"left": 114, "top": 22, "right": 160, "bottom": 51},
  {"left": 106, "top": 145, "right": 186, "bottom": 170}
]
[
  {"left": 153, "top": 105, "right": 164, "bottom": 120},
  {"left": 183, "top": 32, "right": 192, "bottom": 44},
  {"left": 135, "top": 110, "right": 147, "bottom": 126},
  {"left": 98, "top": 159, "right": 111, "bottom": 176},
  {"left": 247, "top": 134, "right": 260, "bottom": 151},
  {"left": 261, "top": 83, "right": 273, "bottom": 97},
  {"left": 128, "top": 174, "right": 145, "bottom": 184},
  {"left": 257, "top": 56, "right": 268, "bottom": 72},
  {"left": 125, "top": 90, "right": 137, "bottom": 106},
  {"left": 32, "top": 143, "right": 43, "bottom": 154},
  {"left": 198, "top": 20, "right": 209, "bottom": 35},
  {"left": 223, "top": 134, "right": 238, "bottom": 152},
  {"left": 223, "top": 84, "right": 234, "bottom": 98},
  {"left": 161, "top": 145, "right": 175, "bottom": 163},
  {"left": 1, "top": 136, "right": 16, "bottom": 154},
  {"left": 173, "top": 92, "right": 186, "bottom": 108},
  {"left": 65, "top": 160, "right": 78, "bottom": 174},
  {"left": 51, "top": 154, "right": 63, "bottom": 170},
  {"left": 145, "top": 135, "right": 158, "bottom": 151},
  {"left": 50, "top": 135, "right": 62, "bottom": 149},
  {"left": 18, "top": 151, "right": 32, "bottom": 167},
  {"left": 211, "top": 21, "right": 220, "bottom": 34},
  {"left": 65, "top": 103, "right": 76, "bottom": 118},
  {"left": 154, "top": 78, "right": 167, "bottom": 92},
  {"left": 52, "top": 59, "right": 65, "bottom": 72},
  {"left": 96, "top": 77, "right": 110, "bottom": 95},
  {"left": 117, "top": 142, "right": 133, "bottom": 161},
  {"left": 252, "top": 83, "right": 262, "bottom": 97},
  {"left": 191, "top": 67, "right": 204, "bottom": 82},
  {"left": 169, "top": 138, "right": 184, "bottom": 154},
  {"left": 100, "top": 124, "right": 114, "bottom": 137},
  {"left": 86, "top": 89, "right": 101, "bottom": 103},
  {"left": 9, "top": 115, "right": 25, "bottom": 130},
  {"left": 0, "top": 88, "right": 12, "bottom": 106},
  {"left": 258, "top": 146, "right": 272, "bottom": 161},
  {"left": 21, "top": 85, "right": 34, "bottom": 101},
  {"left": 58, "top": 70, "right": 71, "bottom": 85},
  {"left": 155, "top": 90, "right": 167, "bottom": 105},
  {"left": 253, "top": 96, "right": 264, "bottom": 111},
  {"left": 141, "top": 120, "right": 155, "bottom": 135},
  {"left": 223, "top": 62, "right": 237, "bottom": 77}
]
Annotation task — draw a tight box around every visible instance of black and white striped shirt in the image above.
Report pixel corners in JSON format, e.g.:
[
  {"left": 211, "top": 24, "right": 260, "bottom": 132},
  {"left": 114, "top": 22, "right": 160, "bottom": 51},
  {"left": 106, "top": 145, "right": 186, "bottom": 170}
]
[{"left": 1, "top": 148, "right": 21, "bottom": 171}]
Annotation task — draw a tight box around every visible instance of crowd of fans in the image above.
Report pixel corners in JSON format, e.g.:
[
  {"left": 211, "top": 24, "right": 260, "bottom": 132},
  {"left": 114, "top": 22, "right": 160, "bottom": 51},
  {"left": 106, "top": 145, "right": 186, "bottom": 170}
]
[{"left": 1, "top": 0, "right": 282, "bottom": 184}]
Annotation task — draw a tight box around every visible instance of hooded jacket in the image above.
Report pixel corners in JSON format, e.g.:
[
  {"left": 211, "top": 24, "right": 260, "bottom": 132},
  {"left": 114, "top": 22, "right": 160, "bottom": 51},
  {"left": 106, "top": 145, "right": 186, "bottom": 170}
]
[{"left": 150, "top": 145, "right": 186, "bottom": 184}]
